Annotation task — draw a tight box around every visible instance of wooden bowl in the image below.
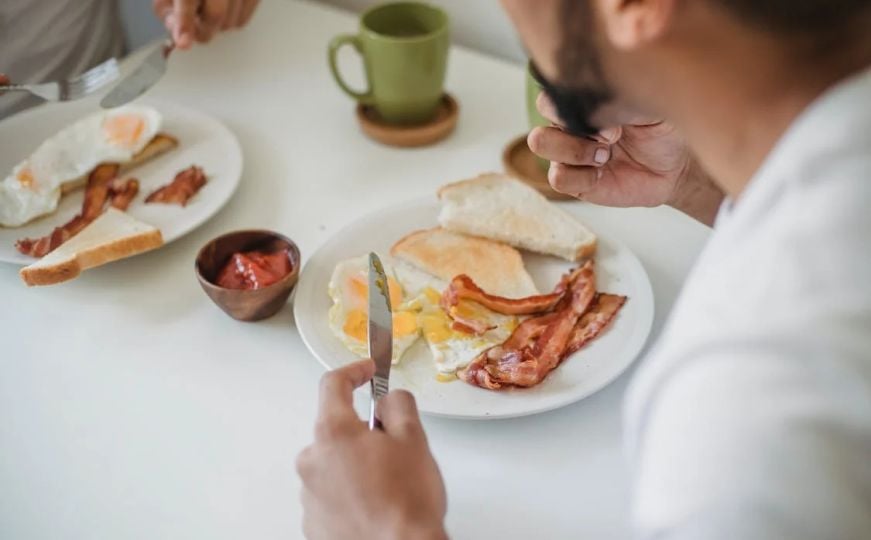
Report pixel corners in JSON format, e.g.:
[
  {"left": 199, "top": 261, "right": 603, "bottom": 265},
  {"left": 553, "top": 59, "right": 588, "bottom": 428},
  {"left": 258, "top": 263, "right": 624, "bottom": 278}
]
[{"left": 195, "top": 230, "right": 301, "bottom": 322}]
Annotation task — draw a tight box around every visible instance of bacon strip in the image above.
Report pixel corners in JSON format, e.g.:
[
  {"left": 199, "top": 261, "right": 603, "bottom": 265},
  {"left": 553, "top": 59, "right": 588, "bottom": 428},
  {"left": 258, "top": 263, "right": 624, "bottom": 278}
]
[
  {"left": 565, "top": 293, "right": 627, "bottom": 355},
  {"left": 440, "top": 269, "right": 578, "bottom": 317},
  {"left": 109, "top": 178, "right": 140, "bottom": 210},
  {"left": 15, "top": 164, "right": 120, "bottom": 257},
  {"left": 459, "top": 261, "right": 601, "bottom": 389},
  {"left": 145, "top": 165, "right": 207, "bottom": 206}
]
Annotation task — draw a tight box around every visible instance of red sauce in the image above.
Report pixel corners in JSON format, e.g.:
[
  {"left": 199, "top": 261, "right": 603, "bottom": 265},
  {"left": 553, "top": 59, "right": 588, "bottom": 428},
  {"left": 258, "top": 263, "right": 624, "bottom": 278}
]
[{"left": 215, "top": 249, "right": 293, "bottom": 290}]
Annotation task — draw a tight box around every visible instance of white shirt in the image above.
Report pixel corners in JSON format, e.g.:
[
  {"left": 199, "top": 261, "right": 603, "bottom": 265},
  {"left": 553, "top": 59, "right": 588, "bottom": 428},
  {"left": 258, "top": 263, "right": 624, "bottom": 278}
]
[
  {"left": 627, "top": 65, "right": 871, "bottom": 539},
  {"left": 0, "top": 0, "right": 124, "bottom": 119}
]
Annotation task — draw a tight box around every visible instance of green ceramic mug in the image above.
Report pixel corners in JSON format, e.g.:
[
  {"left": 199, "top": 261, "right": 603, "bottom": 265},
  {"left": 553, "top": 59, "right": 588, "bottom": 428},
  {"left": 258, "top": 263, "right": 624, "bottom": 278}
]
[
  {"left": 526, "top": 61, "right": 551, "bottom": 170},
  {"left": 328, "top": 2, "right": 449, "bottom": 125}
]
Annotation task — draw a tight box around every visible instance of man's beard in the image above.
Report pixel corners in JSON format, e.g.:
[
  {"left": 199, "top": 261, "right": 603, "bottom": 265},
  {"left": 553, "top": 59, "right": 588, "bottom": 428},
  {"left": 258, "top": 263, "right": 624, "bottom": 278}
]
[{"left": 532, "top": 62, "right": 612, "bottom": 137}]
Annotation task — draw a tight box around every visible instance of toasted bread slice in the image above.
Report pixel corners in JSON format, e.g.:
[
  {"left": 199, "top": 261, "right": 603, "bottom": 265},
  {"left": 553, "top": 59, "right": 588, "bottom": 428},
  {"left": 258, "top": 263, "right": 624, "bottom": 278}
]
[
  {"left": 391, "top": 227, "right": 539, "bottom": 298},
  {"left": 437, "top": 173, "right": 597, "bottom": 261},
  {"left": 60, "top": 133, "right": 179, "bottom": 195},
  {"left": 20, "top": 208, "right": 163, "bottom": 286}
]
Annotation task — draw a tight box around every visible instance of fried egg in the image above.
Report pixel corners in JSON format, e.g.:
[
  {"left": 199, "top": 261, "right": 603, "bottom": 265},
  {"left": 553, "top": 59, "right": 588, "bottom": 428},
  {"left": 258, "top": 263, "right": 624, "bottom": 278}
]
[
  {"left": 0, "top": 105, "right": 162, "bottom": 227},
  {"left": 394, "top": 262, "right": 519, "bottom": 375},
  {"left": 328, "top": 255, "right": 420, "bottom": 364}
]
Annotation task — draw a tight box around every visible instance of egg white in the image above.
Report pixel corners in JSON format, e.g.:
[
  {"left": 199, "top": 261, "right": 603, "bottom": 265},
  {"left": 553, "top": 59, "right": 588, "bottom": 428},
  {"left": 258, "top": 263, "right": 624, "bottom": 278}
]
[
  {"left": 0, "top": 105, "right": 162, "bottom": 227},
  {"left": 327, "top": 255, "right": 421, "bottom": 364},
  {"left": 394, "top": 262, "right": 519, "bottom": 375}
]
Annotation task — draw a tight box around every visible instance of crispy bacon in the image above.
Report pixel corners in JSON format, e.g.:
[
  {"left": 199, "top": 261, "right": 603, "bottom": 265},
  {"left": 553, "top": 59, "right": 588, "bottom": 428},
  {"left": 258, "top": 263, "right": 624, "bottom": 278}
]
[
  {"left": 109, "top": 178, "right": 140, "bottom": 210},
  {"left": 459, "top": 261, "right": 626, "bottom": 390},
  {"left": 15, "top": 164, "right": 121, "bottom": 257},
  {"left": 565, "top": 293, "right": 627, "bottom": 355},
  {"left": 441, "top": 271, "right": 575, "bottom": 317},
  {"left": 145, "top": 165, "right": 207, "bottom": 206}
]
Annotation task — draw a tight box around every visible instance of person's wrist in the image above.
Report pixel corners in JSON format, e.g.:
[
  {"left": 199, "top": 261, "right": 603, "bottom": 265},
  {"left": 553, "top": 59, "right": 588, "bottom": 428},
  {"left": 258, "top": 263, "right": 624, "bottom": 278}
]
[{"left": 667, "top": 158, "right": 724, "bottom": 226}]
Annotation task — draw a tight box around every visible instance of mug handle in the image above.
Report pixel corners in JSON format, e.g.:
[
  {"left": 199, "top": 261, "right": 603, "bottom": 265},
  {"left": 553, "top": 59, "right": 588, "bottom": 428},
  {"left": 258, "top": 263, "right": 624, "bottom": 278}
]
[{"left": 328, "top": 34, "right": 374, "bottom": 105}]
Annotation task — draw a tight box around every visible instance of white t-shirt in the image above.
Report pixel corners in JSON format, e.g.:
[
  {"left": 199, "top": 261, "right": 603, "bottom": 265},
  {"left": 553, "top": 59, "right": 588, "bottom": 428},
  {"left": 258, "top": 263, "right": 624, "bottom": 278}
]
[
  {"left": 626, "top": 65, "right": 871, "bottom": 539},
  {"left": 0, "top": 0, "right": 124, "bottom": 119}
]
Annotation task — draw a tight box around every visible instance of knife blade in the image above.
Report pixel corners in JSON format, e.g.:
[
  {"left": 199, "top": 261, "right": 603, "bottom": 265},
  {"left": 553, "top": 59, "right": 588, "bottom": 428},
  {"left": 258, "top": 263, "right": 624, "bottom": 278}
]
[
  {"left": 367, "top": 252, "right": 393, "bottom": 430},
  {"left": 100, "top": 39, "right": 174, "bottom": 109}
]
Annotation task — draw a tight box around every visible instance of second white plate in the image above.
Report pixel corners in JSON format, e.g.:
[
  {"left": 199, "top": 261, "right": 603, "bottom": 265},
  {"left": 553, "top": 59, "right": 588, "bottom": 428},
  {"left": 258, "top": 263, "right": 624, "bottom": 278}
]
[
  {"left": 0, "top": 98, "right": 242, "bottom": 265},
  {"left": 294, "top": 199, "right": 654, "bottom": 420}
]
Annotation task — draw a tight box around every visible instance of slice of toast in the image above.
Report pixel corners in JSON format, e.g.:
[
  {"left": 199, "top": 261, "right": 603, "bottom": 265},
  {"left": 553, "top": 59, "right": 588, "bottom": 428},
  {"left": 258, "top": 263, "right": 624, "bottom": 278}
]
[
  {"left": 59, "top": 133, "right": 179, "bottom": 195},
  {"left": 391, "top": 227, "right": 539, "bottom": 298},
  {"left": 437, "top": 173, "right": 597, "bottom": 261},
  {"left": 20, "top": 208, "right": 163, "bottom": 286}
]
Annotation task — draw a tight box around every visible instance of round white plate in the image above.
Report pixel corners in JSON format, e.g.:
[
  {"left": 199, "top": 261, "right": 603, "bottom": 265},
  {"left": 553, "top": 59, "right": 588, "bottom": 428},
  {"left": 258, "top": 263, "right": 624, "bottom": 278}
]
[
  {"left": 294, "top": 199, "right": 654, "bottom": 419},
  {"left": 0, "top": 98, "right": 242, "bottom": 265}
]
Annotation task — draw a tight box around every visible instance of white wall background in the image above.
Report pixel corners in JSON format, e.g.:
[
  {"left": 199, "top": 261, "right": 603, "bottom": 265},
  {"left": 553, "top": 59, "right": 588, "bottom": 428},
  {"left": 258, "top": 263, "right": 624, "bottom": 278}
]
[{"left": 118, "top": 0, "right": 525, "bottom": 64}]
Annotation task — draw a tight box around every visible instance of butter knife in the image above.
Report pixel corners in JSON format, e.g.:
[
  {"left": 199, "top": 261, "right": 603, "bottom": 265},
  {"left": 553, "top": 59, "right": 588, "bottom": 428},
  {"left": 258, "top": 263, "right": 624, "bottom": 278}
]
[
  {"left": 367, "top": 252, "right": 393, "bottom": 430},
  {"left": 100, "top": 39, "right": 174, "bottom": 109}
]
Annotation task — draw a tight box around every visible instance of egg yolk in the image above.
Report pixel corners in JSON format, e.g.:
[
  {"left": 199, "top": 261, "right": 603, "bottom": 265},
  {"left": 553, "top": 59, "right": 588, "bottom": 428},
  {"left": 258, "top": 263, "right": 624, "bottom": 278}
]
[
  {"left": 103, "top": 114, "right": 145, "bottom": 148},
  {"left": 16, "top": 168, "right": 37, "bottom": 190},
  {"left": 420, "top": 310, "right": 453, "bottom": 344},
  {"left": 343, "top": 309, "right": 418, "bottom": 342},
  {"left": 349, "top": 275, "right": 402, "bottom": 310}
]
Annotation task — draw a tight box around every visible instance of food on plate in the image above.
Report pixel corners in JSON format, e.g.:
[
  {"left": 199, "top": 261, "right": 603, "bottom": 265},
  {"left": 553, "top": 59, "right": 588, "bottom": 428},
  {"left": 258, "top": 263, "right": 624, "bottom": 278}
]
[
  {"left": 393, "top": 262, "right": 521, "bottom": 375},
  {"left": 109, "top": 178, "right": 140, "bottom": 211},
  {"left": 215, "top": 248, "right": 294, "bottom": 290},
  {"left": 459, "top": 262, "right": 627, "bottom": 390},
  {"left": 328, "top": 255, "right": 421, "bottom": 364},
  {"left": 391, "top": 227, "right": 539, "bottom": 299},
  {"left": 19, "top": 207, "right": 163, "bottom": 286},
  {"left": 145, "top": 165, "right": 207, "bottom": 206},
  {"left": 15, "top": 164, "right": 121, "bottom": 257},
  {"left": 0, "top": 105, "right": 177, "bottom": 227},
  {"left": 437, "top": 173, "right": 597, "bottom": 261}
]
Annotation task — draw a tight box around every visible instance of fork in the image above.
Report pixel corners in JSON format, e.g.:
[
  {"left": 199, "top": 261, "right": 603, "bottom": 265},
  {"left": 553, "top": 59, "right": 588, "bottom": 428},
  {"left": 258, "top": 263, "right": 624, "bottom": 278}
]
[{"left": 0, "top": 58, "right": 120, "bottom": 102}]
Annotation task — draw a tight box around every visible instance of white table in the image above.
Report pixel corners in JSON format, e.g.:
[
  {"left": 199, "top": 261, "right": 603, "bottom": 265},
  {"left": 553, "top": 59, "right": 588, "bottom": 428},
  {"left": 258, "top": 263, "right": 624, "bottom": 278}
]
[{"left": 0, "top": 1, "right": 711, "bottom": 538}]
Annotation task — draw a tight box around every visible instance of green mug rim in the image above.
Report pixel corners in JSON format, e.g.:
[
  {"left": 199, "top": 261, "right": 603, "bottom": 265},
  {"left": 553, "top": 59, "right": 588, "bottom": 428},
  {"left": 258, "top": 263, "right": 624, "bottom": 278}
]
[{"left": 360, "top": 1, "right": 449, "bottom": 43}]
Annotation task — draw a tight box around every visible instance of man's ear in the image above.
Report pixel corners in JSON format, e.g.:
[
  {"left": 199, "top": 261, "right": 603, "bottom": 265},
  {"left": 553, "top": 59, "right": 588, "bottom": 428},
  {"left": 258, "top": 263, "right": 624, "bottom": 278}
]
[{"left": 597, "top": 0, "right": 675, "bottom": 50}]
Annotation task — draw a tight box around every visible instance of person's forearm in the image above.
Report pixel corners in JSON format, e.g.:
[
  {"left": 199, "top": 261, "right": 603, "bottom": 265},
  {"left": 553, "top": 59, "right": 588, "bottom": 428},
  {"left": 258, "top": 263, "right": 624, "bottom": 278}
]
[
  {"left": 393, "top": 521, "right": 449, "bottom": 540},
  {"left": 668, "top": 159, "right": 725, "bottom": 227}
]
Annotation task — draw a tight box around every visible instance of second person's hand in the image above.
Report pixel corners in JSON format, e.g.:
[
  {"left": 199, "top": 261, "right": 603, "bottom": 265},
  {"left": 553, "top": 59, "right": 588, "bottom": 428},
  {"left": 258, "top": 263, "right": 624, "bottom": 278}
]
[{"left": 153, "top": 0, "right": 260, "bottom": 49}]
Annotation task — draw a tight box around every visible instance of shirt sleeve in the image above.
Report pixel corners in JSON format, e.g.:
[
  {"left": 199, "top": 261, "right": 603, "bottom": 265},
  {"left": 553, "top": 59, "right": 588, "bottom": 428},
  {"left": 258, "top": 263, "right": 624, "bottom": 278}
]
[{"left": 631, "top": 346, "right": 871, "bottom": 540}]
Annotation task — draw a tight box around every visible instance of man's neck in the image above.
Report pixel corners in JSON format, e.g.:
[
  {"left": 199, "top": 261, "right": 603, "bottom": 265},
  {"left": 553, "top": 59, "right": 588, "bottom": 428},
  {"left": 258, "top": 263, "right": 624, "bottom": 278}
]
[{"left": 669, "top": 29, "right": 871, "bottom": 200}]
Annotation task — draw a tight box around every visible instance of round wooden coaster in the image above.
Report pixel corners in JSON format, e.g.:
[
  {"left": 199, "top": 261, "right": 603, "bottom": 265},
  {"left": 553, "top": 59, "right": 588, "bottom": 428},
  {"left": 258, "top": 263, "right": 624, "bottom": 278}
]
[
  {"left": 502, "top": 135, "right": 573, "bottom": 200},
  {"left": 356, "top": 94, "right": 459, "bottom": 148}
]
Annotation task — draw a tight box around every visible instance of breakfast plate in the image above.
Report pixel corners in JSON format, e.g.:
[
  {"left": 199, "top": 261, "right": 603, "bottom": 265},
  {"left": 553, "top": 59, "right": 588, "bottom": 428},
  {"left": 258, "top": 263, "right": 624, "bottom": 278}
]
[
  {"left": 294, "top": 199, "right": 654, "bottom": 419},
  {"left": 0, "top": 98, "right": 242, "bottom": 265}
]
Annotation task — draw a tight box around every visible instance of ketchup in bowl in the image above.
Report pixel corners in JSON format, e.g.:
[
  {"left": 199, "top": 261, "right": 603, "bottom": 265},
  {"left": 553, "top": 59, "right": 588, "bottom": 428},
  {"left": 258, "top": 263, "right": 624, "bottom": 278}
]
[{"left": 215, "top": 248, "right": 293, "bottom": 290}]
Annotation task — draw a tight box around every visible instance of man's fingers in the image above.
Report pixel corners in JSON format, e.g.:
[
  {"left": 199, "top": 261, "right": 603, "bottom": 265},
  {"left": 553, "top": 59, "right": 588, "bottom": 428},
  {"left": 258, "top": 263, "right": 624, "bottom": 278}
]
[
  {"left": 548, "top": 162, "right": 600, "bottom": 198},
  {"left": 528, "top": 126, "right": 610, "bottom": 167},
  {"left": 202, "top": 0, "right": 230, "bottom": 31},
  {"left": 223, "top": 0, "right": 244, "bottom": 29},
  {"left": 239, "top": 0, "right": 259, "bottom": 26},
  {"left": 316, "top": 360, "right": 375, "bottom": 426},
  {"left": 171, "top": 0, "right": 198, "bottom": 49},
  {"left": 378, "top": 390, "right": 425, "bottom": 441}
]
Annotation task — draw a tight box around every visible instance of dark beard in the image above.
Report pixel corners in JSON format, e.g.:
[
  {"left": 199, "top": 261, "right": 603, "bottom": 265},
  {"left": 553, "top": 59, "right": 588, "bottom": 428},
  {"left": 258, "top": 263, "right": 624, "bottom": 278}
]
[{"left": 531, "top": 62, "right": 611, "bottom": 137}]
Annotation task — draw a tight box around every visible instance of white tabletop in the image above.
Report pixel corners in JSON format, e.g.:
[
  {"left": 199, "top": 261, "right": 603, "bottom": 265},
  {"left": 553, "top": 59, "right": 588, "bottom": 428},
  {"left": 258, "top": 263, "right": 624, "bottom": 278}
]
[{"left": 0, "top": 1, "right": 711, "bottom": 538}]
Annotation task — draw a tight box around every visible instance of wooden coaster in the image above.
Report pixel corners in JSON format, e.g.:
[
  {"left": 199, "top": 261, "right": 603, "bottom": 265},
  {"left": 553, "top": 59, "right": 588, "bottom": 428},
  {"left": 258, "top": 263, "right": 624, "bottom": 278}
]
[
  {"left": 502, "top": 135, "right": 573, "bottom": 200},
  {"left": 356, "top": 94, "right": 459, "bottom": 148}
]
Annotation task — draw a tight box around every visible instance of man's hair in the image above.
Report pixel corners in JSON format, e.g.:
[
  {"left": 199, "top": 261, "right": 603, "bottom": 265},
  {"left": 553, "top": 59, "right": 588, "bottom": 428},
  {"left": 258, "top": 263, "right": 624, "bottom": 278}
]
[{"left": 715, "top": 0, "right": 871, "bottom": 34}]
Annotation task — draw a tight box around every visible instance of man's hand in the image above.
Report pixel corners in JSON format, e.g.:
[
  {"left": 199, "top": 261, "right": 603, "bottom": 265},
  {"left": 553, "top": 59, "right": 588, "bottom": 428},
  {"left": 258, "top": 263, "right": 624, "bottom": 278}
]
[
  {"left": 152, "top": 0, "right": 260, "bottom": 50},
  {"left": 528, "top": 92, "right": 724, "bottom": 226},
  {"left": 297, "top": 360, "right": 448, "bottom": 540}
]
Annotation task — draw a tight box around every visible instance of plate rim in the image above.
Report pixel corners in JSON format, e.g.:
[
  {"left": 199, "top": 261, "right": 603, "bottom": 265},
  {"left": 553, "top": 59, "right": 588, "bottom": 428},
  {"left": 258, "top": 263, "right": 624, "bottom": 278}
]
[
  {"left": 0, "top": 98, "right": 243, "bottom": 266},
  {"left": 294, "top": 196, "right": 655, "bottom": 420}
]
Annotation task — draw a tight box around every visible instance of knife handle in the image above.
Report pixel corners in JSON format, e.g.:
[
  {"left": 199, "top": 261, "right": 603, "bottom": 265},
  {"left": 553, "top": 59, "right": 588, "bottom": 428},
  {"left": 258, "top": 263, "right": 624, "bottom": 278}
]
[{"left": 368, "top": 376, "right": 389, "bottom": 431}]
